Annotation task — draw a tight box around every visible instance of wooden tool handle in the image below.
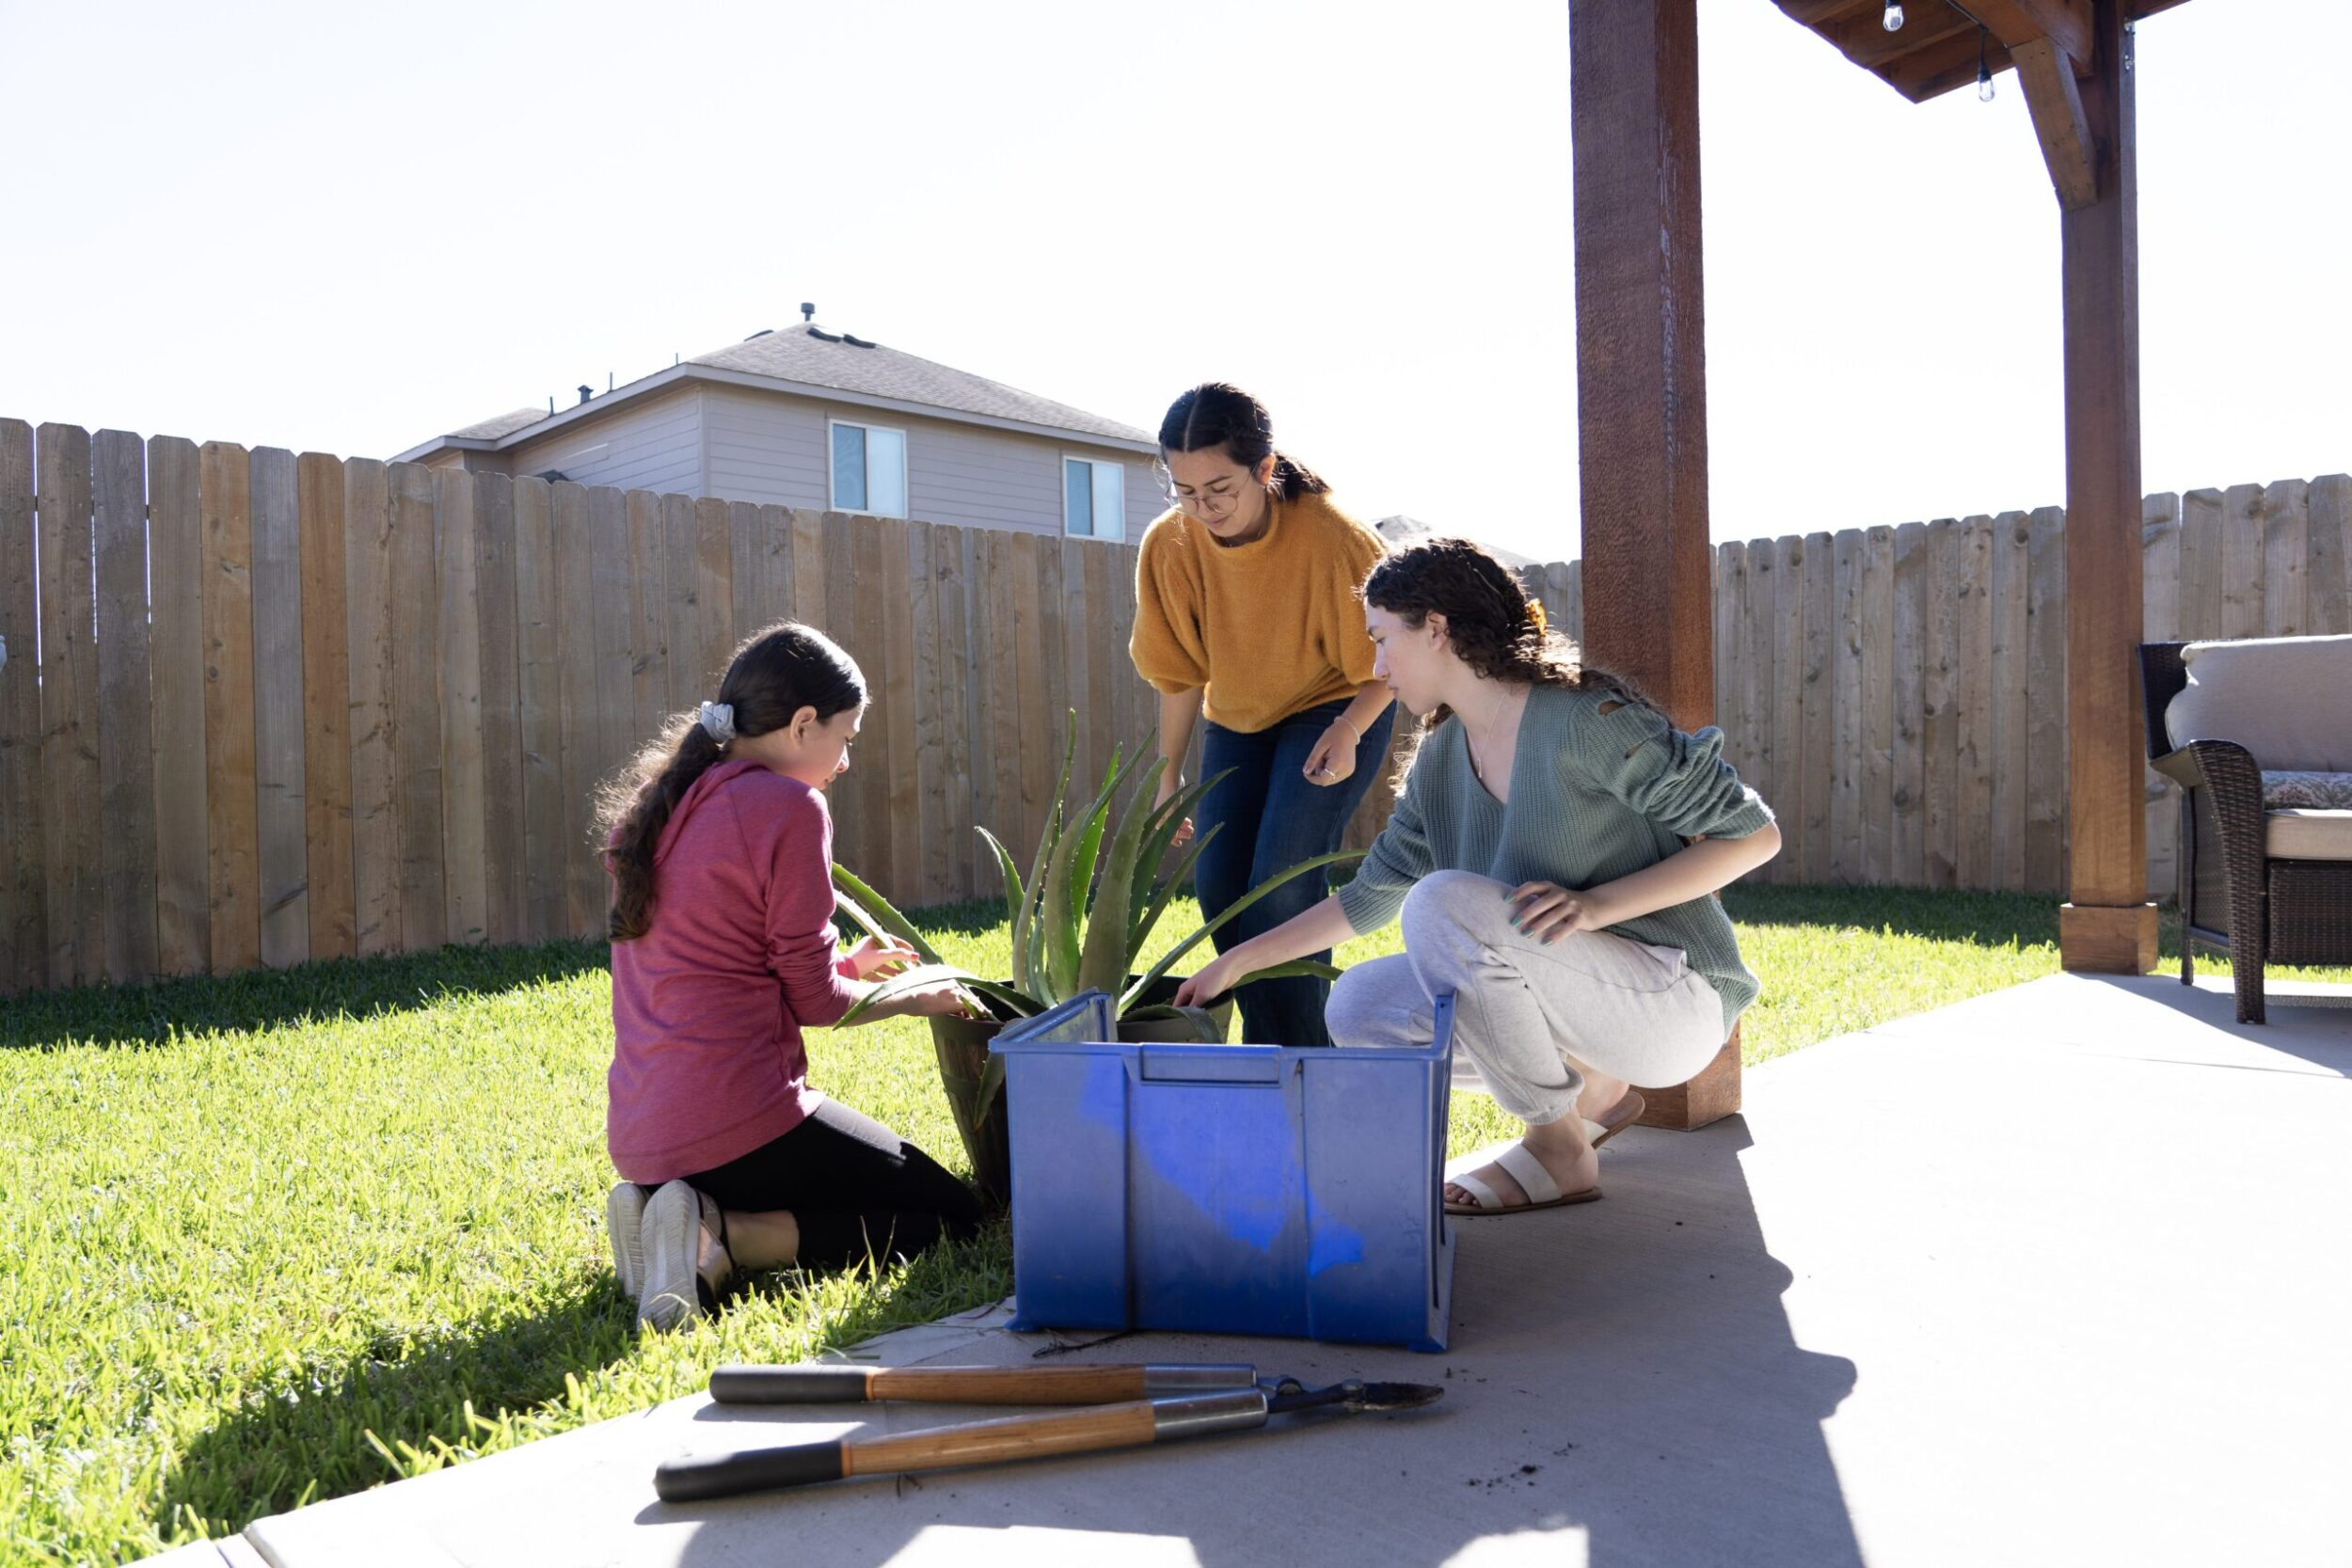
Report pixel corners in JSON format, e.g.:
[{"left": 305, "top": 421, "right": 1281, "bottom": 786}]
[
  {"left": 653, "top": 1402, "right": 1161, "bottom": 1503},
  {"left": 845, "top": 1400, "right": 1162, "bottom": 1479}
]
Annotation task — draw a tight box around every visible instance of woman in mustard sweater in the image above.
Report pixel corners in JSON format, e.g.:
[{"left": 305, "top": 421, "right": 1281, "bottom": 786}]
[{"left": 1130, "top": 383, "right": 1394, "bottom": 1047}]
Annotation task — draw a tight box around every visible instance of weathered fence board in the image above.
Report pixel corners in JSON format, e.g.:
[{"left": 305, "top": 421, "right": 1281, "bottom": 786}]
[
  {"left": 250, "top": 446, "right": 309, "bottom": 969},
  {"left": 1954, "top": 516, "right": 1994, "bottom": 892},
  {"left": 1989, "top": 512, "right": 2032, "bottom": 892},
  {"left": 298, "top": 451, "right": 355, "bottom": 961},
  {"left": 513, "top": 476, "right": 565, "bottom": 941},
  {"left": 1830, "top": 531, "right": 1862, "bottom": 884},
  {"left": 0, "top": 421, "right": 43, "bottom": 992},
  {"left": 344, "top": 459, "right": 399, "bottom": 956},
  {"left": 1860, "top": 526, "right": 1896, "bottom": 886},
  {"left": 436, "top": 469, "right": 488, "bottom": 946},
  {"left": 1798, "top": 532, "right": 1833, "bottom": 885},
  {"left": 150, "top": 437, "right": 209, "bottom": 975},
  {"left": 199, "top": 439, "right": 261, "bottom": 975},
  {"left": 475, "top": 474, "right": 525, "bottom": 946},
  {"left": 94, "top": 429, "right": 159, "bottom": 983},
  {"left": 389, "top": 462, "right": 446, "bottom": 951},
  {"left": 2025, "top": 506, "right": 2068, "bottom": 895}
]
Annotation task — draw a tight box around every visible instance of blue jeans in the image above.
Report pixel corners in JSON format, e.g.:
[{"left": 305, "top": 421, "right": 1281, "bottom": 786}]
[{"left": 1195, "top": 699, "right": 1397, "bottom": 1047}]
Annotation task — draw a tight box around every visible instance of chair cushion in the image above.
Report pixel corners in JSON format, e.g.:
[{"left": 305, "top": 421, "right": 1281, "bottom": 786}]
[
  {"left": 2168, "top": 634, "right": 2352, "bottom": 771},
  {"left": 2265, "top": 771, "right": 2352, "bottom": 810},
  {"left": 2266, "top": 810, "right": 2352, "bottom": 862}
]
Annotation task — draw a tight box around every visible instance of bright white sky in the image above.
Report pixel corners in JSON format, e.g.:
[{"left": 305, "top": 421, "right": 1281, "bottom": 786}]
[{"left": 2, "top": 0, "right": 2344, "bottom": 564}]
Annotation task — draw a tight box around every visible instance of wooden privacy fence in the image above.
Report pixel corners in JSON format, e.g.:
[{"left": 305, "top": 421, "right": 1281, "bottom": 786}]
[
  {"left": 1, "top": 414, "right": 2344, "bottom": 995},
  {"left": 1514, "top": 476, "right": 2352, "bottom": 900},
  {"left": 0, "top": 419, "right": 1170, "bottom": 996}
]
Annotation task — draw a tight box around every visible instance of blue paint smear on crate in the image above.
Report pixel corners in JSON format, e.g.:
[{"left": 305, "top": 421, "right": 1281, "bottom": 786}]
[{"left": 1306, "top": 1220, "right": 1367, "bottom": 1275}]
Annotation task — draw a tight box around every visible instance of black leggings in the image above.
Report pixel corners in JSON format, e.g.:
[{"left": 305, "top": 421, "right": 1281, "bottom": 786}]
[{"left": 681, "top": 1099, "right": 986, "bottom": 1273}]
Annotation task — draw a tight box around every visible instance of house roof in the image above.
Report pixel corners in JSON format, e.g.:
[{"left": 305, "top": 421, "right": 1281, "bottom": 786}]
[
  {"left": 691, "top": 325, "right": 1151, "bottom": 444},
  {"left": 396, "top": 320, "right": 1152, "bottom": 464},
  {"left": 447, "top": 406, "right": 556, "bottom": 441}
]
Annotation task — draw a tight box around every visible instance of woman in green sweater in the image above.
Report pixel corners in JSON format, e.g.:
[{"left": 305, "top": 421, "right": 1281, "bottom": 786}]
[{"left": 1176, "top": 537, "right": 1781, "bottom": 1215}]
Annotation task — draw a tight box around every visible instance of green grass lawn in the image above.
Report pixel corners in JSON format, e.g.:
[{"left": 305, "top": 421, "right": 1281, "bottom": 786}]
[{"left": 3, "top": 886, "right": 2344, "bottom": 1565}]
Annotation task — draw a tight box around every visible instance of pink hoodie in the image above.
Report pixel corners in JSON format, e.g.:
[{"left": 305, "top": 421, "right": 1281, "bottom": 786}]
[{"left": 606, "top": 759, "right": 863, "bottom": 1183}]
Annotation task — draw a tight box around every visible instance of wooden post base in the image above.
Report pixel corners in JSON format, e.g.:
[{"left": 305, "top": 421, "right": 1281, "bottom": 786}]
[
  {"left": 2059, "top": 902, "right": 2159, "bottom": 974},
  {"left": 1635, "top": 1028, "right": 1741, "bottom": 1131}
]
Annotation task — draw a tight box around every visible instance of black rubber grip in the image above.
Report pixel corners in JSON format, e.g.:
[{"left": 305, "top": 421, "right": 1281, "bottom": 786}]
[
  {"left": 708, "top": 1364, "right": 871, "bottom": 1404},
  {"left": 654, "top": 1441, "right": 847, "bottom": 1501}
]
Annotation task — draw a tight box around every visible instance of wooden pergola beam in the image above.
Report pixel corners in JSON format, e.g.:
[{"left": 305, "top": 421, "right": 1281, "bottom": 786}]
[
  {"left": 2059, "top": 0, "right": 2157, "bottom": 971},
  {"left": 2016, "top": 37, "right": 2099, "bottom": 209},
  {"left": 1965, "top": 0, "right": 2093, "bottom": 70},
  {"left": 1568, "top": 0, "right": 1740, "bottom": 1129}
]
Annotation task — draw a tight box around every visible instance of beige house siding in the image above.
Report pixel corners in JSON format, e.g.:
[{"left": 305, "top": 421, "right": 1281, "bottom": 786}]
[
  {"left": 700, "top": 386, "right": 1155, "bottom": 540},
  {"left": 501, "top": 386, "right": 704, "bottom": 493}
]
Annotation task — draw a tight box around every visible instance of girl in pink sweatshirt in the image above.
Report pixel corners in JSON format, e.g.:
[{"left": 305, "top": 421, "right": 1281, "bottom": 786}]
[{"left": 598, "top": 622, "right": 977, "bottom": 1331}]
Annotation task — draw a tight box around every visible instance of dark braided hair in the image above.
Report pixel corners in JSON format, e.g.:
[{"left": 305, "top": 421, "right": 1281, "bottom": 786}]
[
  {"left": 1158, "top": 382, "right": 1329, "bottom": 501},
  {"left": 1361, "top": 537, "right": 1655, "bottom": 782},
  {"left": 595, "top": 622, "right": 866, "bottom": 942}
]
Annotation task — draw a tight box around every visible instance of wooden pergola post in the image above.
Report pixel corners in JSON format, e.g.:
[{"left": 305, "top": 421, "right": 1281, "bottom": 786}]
[
  {"left": 2054, "top": 0, "right": 2159, "bottom": 972},
  {"left": 1569, "top": 0, "right": 1740, "bottom": 1129}
]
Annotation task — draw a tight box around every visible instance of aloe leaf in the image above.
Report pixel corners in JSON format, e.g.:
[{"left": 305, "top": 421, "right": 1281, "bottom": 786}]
[
  {"left": 977, "top": 1051, "right": 1007, "bottom": 1112},
  {"left": 1010, "top": 716, "right": 1081, "bottom": 1000},
  {"left": 831, "top": 864, "right": 946, "bottom": 967},
  {"left": 1225, "top": 958, "right": 1343, "bottom": 987},
  {"left": 1077, "top": 754, "right": 1170, "bottom": 996},
  {"left": 1038, "top": 802, "right": 1082, "bottom": 1003},
  {"left": 1064, "top": 742, "right": 1140, "bottom": 931},
  {"left": 1118, "top": 1003, "right": 1227, "bottom": 1042},
  {"left": 834, "top": 962, "right": 989, "bottom": 1027},
  {"left": 974, "top": 826, "right": 1025, "bottom": 928},
  {"left": 1118, "top": 848, "right": 1368, "bottom": 1013},
  {"left": 1129, "top": 822, "right": 1220, "bottom": 951},
  {"left": 1126, "top": 767, "right": 1232, "bottom": 935}
]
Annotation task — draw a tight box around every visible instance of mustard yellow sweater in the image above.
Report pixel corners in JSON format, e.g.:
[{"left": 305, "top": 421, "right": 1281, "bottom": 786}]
[{"left": 1129, "top": 490, "right": 1389, "bottom": 734}]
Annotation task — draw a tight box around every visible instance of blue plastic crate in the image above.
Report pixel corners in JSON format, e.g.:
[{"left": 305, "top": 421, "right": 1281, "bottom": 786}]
[{"left": 991, "top": 990, "right": 1456, "bottom": 1352}]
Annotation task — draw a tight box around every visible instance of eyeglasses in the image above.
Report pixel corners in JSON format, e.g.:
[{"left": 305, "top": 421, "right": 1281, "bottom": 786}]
[{"left": 1156, "top": 476, "right": 1246, "bottom": 515}]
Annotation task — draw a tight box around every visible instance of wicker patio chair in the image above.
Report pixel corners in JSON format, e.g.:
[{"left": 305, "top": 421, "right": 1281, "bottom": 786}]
[{"left": 2140, "top": 638, "right": 2352, "bottom": 1024}]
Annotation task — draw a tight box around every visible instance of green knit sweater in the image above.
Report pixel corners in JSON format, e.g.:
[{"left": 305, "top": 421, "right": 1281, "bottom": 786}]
[{"left": 1336, "top": 682, "right": 1776, "bottom": 1037}]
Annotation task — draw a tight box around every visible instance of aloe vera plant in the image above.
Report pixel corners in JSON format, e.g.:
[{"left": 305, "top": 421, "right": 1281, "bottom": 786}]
[{"left": 834, "top": 711, "right": 1361, "bottom": 1047}]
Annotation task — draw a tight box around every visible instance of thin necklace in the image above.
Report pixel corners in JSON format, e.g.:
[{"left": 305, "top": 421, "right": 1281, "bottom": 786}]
[{"left": 1465, "top": 686, "right": 1523, "bottom": 788}]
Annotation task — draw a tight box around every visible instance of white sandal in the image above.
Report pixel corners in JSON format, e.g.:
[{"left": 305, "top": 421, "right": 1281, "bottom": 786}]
[{"left": 1443, "top": 1142, "right": 1604, "bottom": 1217}]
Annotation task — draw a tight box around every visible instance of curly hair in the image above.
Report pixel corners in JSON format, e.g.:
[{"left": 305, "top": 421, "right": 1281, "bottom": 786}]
[
  {"left": 593, "top": 622, "right": 866, "bottom": 942},
  {"left": 1361, "top": 537, "right": 1655, "bottom": 784},
  {"left": 1157, "top": 382, "right": 1330, "bottom": 501}
]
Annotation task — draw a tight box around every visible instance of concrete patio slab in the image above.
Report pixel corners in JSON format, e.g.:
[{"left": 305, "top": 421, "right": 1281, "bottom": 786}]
[{"left": 214, "top": 973, "right": 2349, "bottom": 1568}]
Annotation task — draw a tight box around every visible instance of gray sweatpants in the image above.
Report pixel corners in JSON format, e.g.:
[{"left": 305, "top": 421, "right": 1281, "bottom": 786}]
[{"left": 1327, "top": 870, "right": 1726, "bottom": 1128}]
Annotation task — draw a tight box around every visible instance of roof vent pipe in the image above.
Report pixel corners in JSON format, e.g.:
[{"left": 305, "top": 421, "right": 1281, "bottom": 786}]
[
  {"left": 801, "top": 302, "right": 816, "bottom": 323},
  {"left": 578, "top": 384, "right": 593, "bottom": 404}
]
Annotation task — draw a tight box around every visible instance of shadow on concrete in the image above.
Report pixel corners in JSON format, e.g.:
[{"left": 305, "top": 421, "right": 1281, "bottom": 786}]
[
  {"left": 644, "top": 1117, "right": 1862, "bottom": 1568},
  {"left": 1, "top": 938, "right": 612, "bottom": 1052},
  {"left": 161, "top": 1233, "right": 1010, "bottom": 1545},
  {"left": 2077, "top": 972, "right": 2352, "bottom": 1076}
]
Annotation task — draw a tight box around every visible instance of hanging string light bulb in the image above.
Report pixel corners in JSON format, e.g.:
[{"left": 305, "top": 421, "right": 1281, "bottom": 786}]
[
  {"left": 1977, "top": 25, "right": 1995, "bottom": 101},
  {"left": 1883, "top": 1, "right": 1904, "bottom": 29}
]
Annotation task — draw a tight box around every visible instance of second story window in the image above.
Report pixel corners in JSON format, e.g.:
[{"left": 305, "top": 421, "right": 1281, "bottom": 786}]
[
  {"left": 1063, "top": 456, "right": 1126, "bottom": 542},
  {"left": 831, "top": 420, "right": 907, "bottom": 517}
]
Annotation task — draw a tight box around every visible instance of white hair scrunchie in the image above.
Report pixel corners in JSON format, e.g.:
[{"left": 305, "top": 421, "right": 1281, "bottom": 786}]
[{"left": 696, "top": 701, "right": 737, "bottom": 746}]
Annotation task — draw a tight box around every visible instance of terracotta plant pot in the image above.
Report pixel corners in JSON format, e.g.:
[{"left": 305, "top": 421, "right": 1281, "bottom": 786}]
[{"left": 927, "top": 975, "right": 1235, "bottom": 1208}]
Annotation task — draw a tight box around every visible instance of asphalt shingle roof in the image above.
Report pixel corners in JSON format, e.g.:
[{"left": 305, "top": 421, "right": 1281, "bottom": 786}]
[
  {"left": 447, "top": 406, "right": 556, "bottom": 441},
  {"left": 430, "top": 325, "right": 1150, "bottom": 451},
  {"left": 689, "top": 324, "right": 1151, "bottom": 444}
]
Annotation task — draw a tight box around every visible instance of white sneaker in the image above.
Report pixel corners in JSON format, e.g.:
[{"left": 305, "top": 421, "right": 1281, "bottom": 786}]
[
  {"left": 637, "top": 1180, "right": 730, "bottom": 1333},
  {"left": 606, "top": 1182, "right": 649, "bottom": 1299}
]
